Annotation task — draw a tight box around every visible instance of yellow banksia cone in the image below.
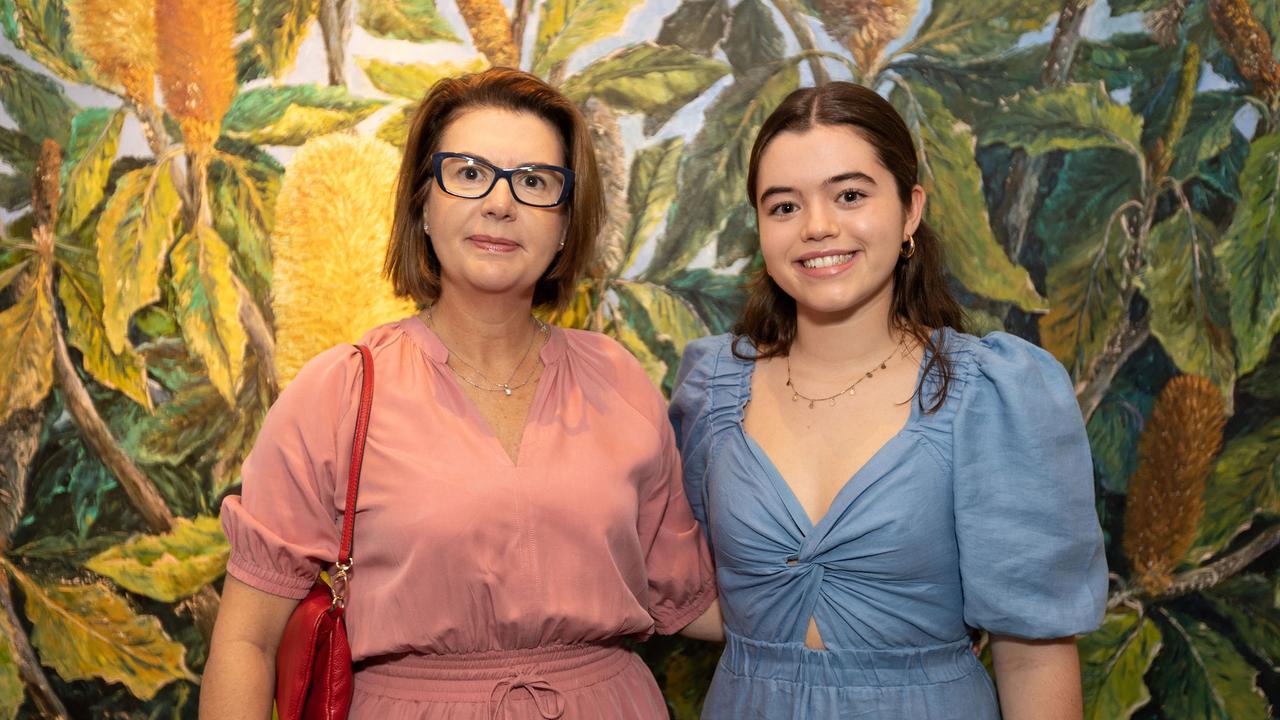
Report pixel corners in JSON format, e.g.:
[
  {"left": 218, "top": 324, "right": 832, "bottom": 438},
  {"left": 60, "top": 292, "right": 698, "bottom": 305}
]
[
  {"left": 818, "top": 0, "right": 917, "bottom": 78},
  {"left": 68, "top": 0, "right": 158, "bottom": 108},
  {"left": 1209, "top": 0, "right": 1280, "bottom": 109},
  {"left": 271, "top": 134, "right": 417, "bottom": 388},
  {"left": 156, "top": 0, "right": 237, "bottom": 154},
  {"left": 1122, "top": 375, "right": 1226, "bottom": 595},
  {"left": 456, "top": 0, "right": 517, "bottom": 68}
]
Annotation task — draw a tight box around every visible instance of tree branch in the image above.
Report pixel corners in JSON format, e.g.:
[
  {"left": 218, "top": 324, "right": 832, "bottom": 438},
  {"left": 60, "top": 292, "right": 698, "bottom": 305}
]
[
  {"left": 236, "top": 276, "right": 278, "bottom": 398},
  {"left": 1076, "top": 311, "right": 1148, "bottom": 423},
  {"left": 769, "top": 0, "right": 830, "bottom": 84},
  {"left": 318, "top": 0, "right": 353, "bottom": 87},
  {"left": 1109, "top": 524, "right": 1280, "bottom": 608},
  {"left": 0, "top": 571, "right": 68, "bottom": 719}
]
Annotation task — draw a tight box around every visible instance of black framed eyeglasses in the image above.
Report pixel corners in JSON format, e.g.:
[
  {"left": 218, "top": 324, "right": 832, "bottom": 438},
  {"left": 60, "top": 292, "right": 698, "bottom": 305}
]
[{"left": 430, "top": 152, "right": 575, "bottom": 208}]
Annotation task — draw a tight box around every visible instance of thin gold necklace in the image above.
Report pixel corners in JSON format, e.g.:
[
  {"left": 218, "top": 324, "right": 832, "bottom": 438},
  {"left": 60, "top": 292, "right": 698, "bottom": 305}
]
[
  {"left": 785, "top": 343, "right": 902, "bottom": 409},
  {"left": 426, "top": 306, "right": 548, "bottom": 396}
]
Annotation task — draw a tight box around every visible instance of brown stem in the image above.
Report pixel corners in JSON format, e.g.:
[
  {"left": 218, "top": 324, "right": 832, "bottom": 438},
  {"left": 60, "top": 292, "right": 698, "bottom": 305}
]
[
  {"left": 133, "top": 102, "right": 195, "bottom": 215},
  {"left": 1108, "top": 524, "right": 1280, "bottom": 608},
  {"left": 0, "top": 571, "right": 68, "bottom": 719},
  {"left": 235, "top": 276, "right": 278, "bottom": 398},
  {"left": 511, "top": 0, "right": 529, "bottom": 66},
  {"left": 0, "top": 407, "right": 42, "bottom": 547},
  {"left": 1076, "top": 309, "right": 1148, "bottom": 423},
  {"left": 581, "top": 98, "right": 629, "bottom": 278},
  {"left": 995, "top": 0, "right": 1092, "bottom": 264},
  {"left": 769, "top": 0, "right": 830, "bottom": 84},
  {"left": 318, "top": 0, "right": 352, "bottom": 87}
]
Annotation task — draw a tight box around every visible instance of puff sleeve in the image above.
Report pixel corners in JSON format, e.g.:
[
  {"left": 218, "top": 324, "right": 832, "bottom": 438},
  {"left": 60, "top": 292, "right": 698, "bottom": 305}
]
[
  {"left": 668, "top": 335, "right": 724, "bottom": 533},
  {"left": 219, "top": 344, "right": 362, "bottom": 599},
  {"left": 952, "top": 333, "right": 1107, "bottom": 638}
]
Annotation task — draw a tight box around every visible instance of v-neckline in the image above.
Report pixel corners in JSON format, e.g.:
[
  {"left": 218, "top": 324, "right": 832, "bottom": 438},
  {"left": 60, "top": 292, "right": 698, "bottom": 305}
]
[
  {"left": 735, "top": 342, "right": 927, "bottom": 542},
  {"left": 410, "top": 316, "right": 558, "bottom": 468}
]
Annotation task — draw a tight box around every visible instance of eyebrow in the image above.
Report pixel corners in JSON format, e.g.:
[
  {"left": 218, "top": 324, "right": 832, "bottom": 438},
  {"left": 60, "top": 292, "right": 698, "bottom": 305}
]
[
  {"left": 757, "top": 171, "right": 878, "bottom": 203},
  {"left": 451, "top": 151, "right": 559, "bottom": 170}
]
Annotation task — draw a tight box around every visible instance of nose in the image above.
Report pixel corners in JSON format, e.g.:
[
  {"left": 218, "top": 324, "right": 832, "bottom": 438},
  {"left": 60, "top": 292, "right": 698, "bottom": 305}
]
[
  {"left": 481, "top": 177, "right": 517, "bottom": 221},
  {"left": 801, "top": 203, "right": 837, "bottom": 243}
]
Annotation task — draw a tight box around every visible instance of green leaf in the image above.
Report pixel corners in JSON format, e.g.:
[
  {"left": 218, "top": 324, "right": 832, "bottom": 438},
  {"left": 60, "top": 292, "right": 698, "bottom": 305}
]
[
  {"left": 356, "top": 57, "right": 488, "bottom": 100},
  {"left": 1150, "top": 610, "right": 1269, "bottom": 720},
  {"left": 1085, "top": 377, "right": 1153, "bottom": 494},
  {"left": 0, "top": 256, "right": 30, "bottom": 294},
  {"left": 980, "top": 83, "right": 1145, "bottom": 164},
  {"left": 722, "top": 0, "right": 783, "bottom": 75},
  {"left": 0, "top": 602, "right": 23, "bottom": 720},
  {"left": 1205, "top": 574, "right": 1280, "bottom": 670},
  {"left": 211, "top": 154, "right": 279, "bottom": 302},
  {"left": 1039, "top": 240, "right": 1131, "bottom": 379},
  {"left": 894, "top": 51, "right": 1043, "bottom": 126},
  {"left": 0, "top": 263, "right": 54, "bottom": 424},
  {"left": 0, "top": 0, "right": 86, "bottom": 82},
  {"left": 356, "top": 0, "right": 459, "bottom": 43},
  {"left": 666, "top": 268, "right": 745, "bottom": 335},
  {"left": 1080, "top": 609, "right": 1161, "bottom": 720},
  {"left": 222, "top": 85, "right": 384, "bottom": 146},
  {"left": 655, "top": 0, "right": 728, "bottom": 57},
  {"left": 611, "top": 315, "right": 668, "bottom": 389},
  {"left": 1170, "top": 92, "right": 1244, "bottom": 181},
  {"left": 621, "top": 136, "right": 682, "bottom": 272},
  {"left": 715, "top": 201, "right": 756, "bottom": 267},
  {"left": 84, "top": 516, "right": 229, "bottom": 602},
  {"left": 170, "top": 226, "right": 246, "bottom": 404},
  {"left": 251, "top": 0, "right": 318, "bottom": 78},
  {"left": 645, "top": 64, "right": 798, "bottom": 281},
  {"left": 0, "top": 53, "right": 75, "bottom": 146},
  {"left": 65, "top": 445, "right": 116, "bottom": 536},
  {"left": 1139, "top": 209, "right": 1235, "bottom": 402},
  {"left": 58, "top": 108, "right": 124, "bottom": 235},
  {"left": 96, "top": 164, "right": 182, "bottom": 354},
  {"left": 908, "top": 0, "right": 1059, "bottom": 61},
  {"left": 893, "top": 80, "right": 1046, "bottom": 312},
  {"left": 0, "top": 126, "right": 38, "bottom": 172},
  {"left": 124, "top": 375, "right": 224, "bottom": 465},
  {"left": 613, "top": 280, "right": 708, "bottom": 390},
  {"left": 532, "top": 0, "right": 646, "bottom": 76},
  {"left": 1037, "top": 148, "right": 1143, "bottom": 267},
  {"left": 6, "top": 562, "right": 195, "bottom": 701},
  {"left": 1188, "top": 418, "right": 1280, "bottom": 563},
  {"left": 1216, "top": 131, "right": 1280, "bottom": 375},
  {"left": 57, "top": 258, "right": 150, "bottom": 408},
  {"left": 561, "top": 44, "right": 730, "bottom": 132}
]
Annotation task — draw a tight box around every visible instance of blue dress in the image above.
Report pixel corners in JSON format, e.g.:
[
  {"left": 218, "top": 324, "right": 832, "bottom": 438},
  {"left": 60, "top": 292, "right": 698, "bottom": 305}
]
[{"left": 669, "top": 330, "right": 1107, "bottom": 719}]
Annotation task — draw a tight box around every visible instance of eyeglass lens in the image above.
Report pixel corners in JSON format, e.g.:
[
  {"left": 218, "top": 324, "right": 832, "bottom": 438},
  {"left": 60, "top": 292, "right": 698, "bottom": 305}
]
[{"left": 439, "top": 155, "right": 566, "bottom": 206}]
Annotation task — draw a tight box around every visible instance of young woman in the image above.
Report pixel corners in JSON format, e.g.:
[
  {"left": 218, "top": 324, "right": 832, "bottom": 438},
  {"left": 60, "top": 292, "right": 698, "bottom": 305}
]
[
  {"left": 670, "top": 82, "right": 1106, "bottom": 719},
  {"left": 201, "top": 68, "right": 719, "bottom": 720}
]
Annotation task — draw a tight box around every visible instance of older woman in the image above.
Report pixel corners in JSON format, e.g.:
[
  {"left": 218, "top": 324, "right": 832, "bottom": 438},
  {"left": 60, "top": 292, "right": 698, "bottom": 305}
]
[{"left": 201, "top": 68, "right": 719, "bottom": 720}]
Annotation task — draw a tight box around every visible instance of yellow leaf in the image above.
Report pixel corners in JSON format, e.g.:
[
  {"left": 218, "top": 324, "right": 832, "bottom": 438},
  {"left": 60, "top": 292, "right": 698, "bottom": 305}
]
[
  {"left": 96, "top": 164, "right": 182, "bottom": 355},
  {"left": 58, "top": 260, "right": 151, "bottom": 409},
  {"left": 356, "top": 57, "right": 488, "bottom": 100},
  {"left": 171, "top": 226, "right": 247, "bottom": 404},
  {"left": 533, "top": 0, "right": 645, "bottom": 76},
  {"left": 7, "top": 563, "right": 195, "bottom": 701},
  {"left": 85, "top": 516, "right": 229, "bottom": 602},
  {"left": 0, "top": 263, "right": 55, "bottom": 424}
]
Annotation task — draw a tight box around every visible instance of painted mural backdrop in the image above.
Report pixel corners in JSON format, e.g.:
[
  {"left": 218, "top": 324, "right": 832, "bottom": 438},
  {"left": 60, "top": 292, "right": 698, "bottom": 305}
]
[{"left": 0, "top": 0, "right": 1276, "bottom": 716}]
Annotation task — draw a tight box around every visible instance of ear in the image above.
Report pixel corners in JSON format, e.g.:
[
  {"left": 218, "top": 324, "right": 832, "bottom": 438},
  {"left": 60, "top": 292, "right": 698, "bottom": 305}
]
[{"left": 904, "top": 184, "right": 926, "bottom": 237}]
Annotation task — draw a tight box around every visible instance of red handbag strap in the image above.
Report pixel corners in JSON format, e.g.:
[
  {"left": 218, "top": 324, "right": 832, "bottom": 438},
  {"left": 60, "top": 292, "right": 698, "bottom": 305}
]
[{"left": 338, "top": 344, "right": 374, "bottom": 567}]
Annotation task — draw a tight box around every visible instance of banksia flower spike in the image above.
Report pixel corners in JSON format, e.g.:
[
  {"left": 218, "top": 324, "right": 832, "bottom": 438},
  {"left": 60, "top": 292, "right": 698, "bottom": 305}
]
[
  {"left": 456, "top": 0, "right": 517, "bottom": 68},
  {"left": 156, "top": 0, "right": 237, "bottom": 154},
  {"left": 32, "top": 140, "right": 62, "bottom": 245},
  {"left": 1209, "top": 0, "right": 1280, "bottom": 109},
  {"left": 1122, "top": 375, "right": 1226, "bottom": 595},
  {"left": 68, "top": 0, "right": 159, "bottom": 108},
  {"left": 817, "top": 0, "right": 917, "bottom": 79},
  {"left": 271, "top": 135, "right": 417, "bottom": 387}
]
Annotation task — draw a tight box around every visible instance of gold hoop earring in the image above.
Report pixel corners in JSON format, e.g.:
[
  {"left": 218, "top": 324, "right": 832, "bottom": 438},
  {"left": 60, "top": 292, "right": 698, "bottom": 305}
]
[{"left": 901, "top": 235, "right": 916, "bottom": 259}]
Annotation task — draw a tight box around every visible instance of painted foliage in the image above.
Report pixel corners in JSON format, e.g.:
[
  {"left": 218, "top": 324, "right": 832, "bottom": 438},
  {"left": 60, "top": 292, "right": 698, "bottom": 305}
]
[{"left": 0, "top": 0, "right": 1276, "bottom": 717}]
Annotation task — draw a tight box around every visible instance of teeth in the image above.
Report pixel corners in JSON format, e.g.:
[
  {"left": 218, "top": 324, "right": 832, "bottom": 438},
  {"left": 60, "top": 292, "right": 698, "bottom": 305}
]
[{"left": 801, "top": 253, "right": 853, "bottom": 269}]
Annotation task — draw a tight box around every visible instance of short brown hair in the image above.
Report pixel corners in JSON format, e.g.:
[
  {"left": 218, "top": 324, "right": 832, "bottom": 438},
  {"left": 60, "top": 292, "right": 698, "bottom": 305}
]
[
  {"left": 384, "top": 67, "right": 603, "bottom": 310},
  {"left": 735, "top": 82, "right": 967, "bottom": 412}
]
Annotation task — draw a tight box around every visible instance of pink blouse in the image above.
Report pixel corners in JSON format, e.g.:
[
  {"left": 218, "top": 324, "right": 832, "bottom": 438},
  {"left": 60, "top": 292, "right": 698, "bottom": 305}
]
[{"left": 220, "top": 317, "right": 716, "bottom": 660}]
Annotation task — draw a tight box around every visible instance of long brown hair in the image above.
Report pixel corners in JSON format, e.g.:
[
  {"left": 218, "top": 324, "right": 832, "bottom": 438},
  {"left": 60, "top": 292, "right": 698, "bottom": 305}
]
[
  {"left": 383, "top": 67, "right": 603, "bottom": 310},
  {"left": 733, "top": 81, "right": 967, "bottom": 412}
]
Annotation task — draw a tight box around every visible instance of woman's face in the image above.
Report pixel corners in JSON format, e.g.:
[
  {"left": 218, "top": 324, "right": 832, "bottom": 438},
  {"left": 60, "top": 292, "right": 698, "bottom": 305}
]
[
  {"left": 424, "top": 107, "right": 569, "bottom": 302},
  {"left": 754, "top": 123, "right": 924, "bottom": 318}
]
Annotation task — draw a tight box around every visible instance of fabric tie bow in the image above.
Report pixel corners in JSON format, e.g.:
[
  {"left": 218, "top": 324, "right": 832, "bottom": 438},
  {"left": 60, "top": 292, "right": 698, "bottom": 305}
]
[{"left": 488, "top": 668, "right": 566, "bottom": 719}]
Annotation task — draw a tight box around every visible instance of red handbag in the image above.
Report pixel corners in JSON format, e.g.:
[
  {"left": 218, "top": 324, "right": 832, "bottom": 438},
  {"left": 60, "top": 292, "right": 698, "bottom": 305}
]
[{"left": 275, "top": 344, "right": 374, "bottom": 720}]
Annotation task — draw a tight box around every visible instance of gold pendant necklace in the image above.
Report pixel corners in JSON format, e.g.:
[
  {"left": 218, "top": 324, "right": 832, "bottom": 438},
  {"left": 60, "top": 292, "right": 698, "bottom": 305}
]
[
  {"left": 426, "top": 306, "right": 548, "bottom": 397},
  {"left": 785, "top": 343, "right": 902, "bottom": 409}
]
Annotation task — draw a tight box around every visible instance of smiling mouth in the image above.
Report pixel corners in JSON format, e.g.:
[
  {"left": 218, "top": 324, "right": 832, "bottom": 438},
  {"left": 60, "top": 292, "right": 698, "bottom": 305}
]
[{"left": 799, "top": 252, "right": 855, "bottom": 269}]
